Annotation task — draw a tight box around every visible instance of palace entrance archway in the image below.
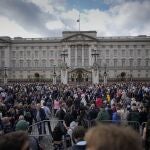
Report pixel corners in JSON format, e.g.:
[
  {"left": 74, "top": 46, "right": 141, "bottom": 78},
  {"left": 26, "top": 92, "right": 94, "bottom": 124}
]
[{"left": 68, "top": 68, "right": 92, "bottom": 84}]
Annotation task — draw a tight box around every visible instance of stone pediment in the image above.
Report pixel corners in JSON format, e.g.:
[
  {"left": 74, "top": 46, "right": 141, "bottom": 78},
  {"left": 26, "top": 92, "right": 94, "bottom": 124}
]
[{"left": 61, "top": 33, "right": 98, "bottom": 42}]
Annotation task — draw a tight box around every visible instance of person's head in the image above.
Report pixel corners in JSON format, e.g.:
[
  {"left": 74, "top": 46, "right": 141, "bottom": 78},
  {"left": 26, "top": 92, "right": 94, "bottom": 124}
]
[
  {"left": 72, "top": 126, "right": 86, "bottom": 143},
  {"left": 0, "top": 131, "right": 30, "bottom": 150},
  {"left": 19, "top": 115, "right": 25, "bottom": 120},
  {"left": 15, "top": 120, "right": 29, "bottom": 132},
  {"left": 85, "top": 124, "right": 143, "bottom": 150}
]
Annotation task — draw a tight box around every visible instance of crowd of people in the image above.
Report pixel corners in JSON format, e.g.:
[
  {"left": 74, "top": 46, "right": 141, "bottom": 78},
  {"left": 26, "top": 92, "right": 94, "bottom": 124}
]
[{"left": 0, "top": 82, "right": 150, "bottom": 150}]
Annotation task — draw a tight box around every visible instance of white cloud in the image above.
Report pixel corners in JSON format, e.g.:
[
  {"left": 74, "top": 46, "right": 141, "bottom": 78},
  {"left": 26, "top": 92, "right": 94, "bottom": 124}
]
[
  {"left": 0, "top": 0, "right": 149, "bottom": 37},
  {"left": 46, "top": 20, "right": 65, "bottom": 30},
  {"left": 0, "top": 15, "right": 40, "bottom": 37}
]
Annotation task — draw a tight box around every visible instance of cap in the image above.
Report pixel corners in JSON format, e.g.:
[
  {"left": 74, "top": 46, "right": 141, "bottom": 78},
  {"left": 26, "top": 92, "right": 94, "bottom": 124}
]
[{"left": 15, "top": 120, "right": 29, "bottom": 131}]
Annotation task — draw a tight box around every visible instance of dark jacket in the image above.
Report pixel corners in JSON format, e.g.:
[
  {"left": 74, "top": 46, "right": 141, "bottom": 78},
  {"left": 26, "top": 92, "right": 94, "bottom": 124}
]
[{"left": 33, "top": 108, "right": 46, "bottom": 122}]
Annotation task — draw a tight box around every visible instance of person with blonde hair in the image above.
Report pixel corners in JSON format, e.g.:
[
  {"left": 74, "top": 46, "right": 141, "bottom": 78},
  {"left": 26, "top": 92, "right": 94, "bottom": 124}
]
[{"left": 85, "top": 124, "right": 143, "bottom": 150}]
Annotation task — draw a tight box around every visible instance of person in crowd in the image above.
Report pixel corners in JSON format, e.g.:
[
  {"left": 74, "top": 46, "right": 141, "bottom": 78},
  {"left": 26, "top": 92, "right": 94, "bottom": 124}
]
[
  {"left": 33, "top": 103, "right": 46, "bottom": 136},
  {"left": 96, "top": 105, "right": 110, "bottom": 122},
  {"left": 42, "top": 102, "right": 52, "bottom": 134},
  {"left": 85, "top": 124, "right": 143, "bottom": 150},
  {"left": 72, "top": 126, "right": 86, "bottom": 150},
  {"left": 52, "top": 123, "right": 64, "bottom": 150},
  {"left": 0, "top": 131, "right": 30, "bottom": 150},
  {"left": 15, "top": 119, "right": 42, "bottom": 150},
  {"left": 53, "top": 99, "right": 60, "bottom": 115}
]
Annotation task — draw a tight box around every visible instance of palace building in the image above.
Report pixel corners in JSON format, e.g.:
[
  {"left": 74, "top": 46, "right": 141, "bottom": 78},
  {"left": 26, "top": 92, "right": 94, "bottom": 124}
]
[{"left": 0, "top": 31, "right": 150, "bottom": 84}]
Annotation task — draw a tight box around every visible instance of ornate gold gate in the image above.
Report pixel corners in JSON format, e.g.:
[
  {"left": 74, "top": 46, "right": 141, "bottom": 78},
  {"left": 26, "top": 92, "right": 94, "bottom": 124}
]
[{"left": 68, "top": 68, "right": 92, "bottom": 83}]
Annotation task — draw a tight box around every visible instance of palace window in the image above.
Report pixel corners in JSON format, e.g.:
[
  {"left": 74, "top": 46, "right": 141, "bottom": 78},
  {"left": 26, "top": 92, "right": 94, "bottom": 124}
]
[
  {"left": 27, "top": 60, "right": 31, "bottom": 67},
  {"left": 137, "top": 58, "right": 141, "bottom": 66},
  {"left": 145, "top": 49, "right": 149, "bottom": 55},
  {"left": 122, "top": 50, "right": 125, "bottom": 57},
  {"left": 12, "top": 60, "right": 16, "bottom": 67},
  {"left": 137, "top": 49, "right": 141, "bottom": 56},
  {"left": 20, "top": 60, "right": 23, "bottom": 67},
  {"left": 114, "top": 59, "right": 117, "bottom": 67},
  {"left": 1, "top": 50, "right": 4, "bottom": 57},
  {"left": 12, "top": 51, "right": 16, "bottom": 58},
  {"left": 20, "top": 51, "right": 23, "bottom": 58},
  {"left": 35, "top": 51, "right": 38, "bottom": 58},
  {"left": 129, "top": 59, "right": 133, "bottom": 67},
  {"left": 106, "top": 50, "right": 109, "bottom": 57},
  {"left": 145, "top": 59, "right": 149, "bottom": 66},
  {"left": 130, "top": 49, "right": 133, "bottom": 56},
  {"left": 106, "top": 59, "right": 109, "bottom": 66},
  {"left": 122, "top": 59, "right": 125, "bottom": 67},
  {"left": 50, "top": 60, "right": 54, "bottom": 66},
  {"left": 118, "top": 45, "right": 121, "bottom": 48},
  {"left": 35, "top": 60, "right": 39, "bottom": 67},
  {"left": 126, "top": 45, "right": 129, "bottom": 48},
  {"left": 27, "top": 51, "right": 31, "bottom": 57},
  {"left": 42, "top": 60, "right": 46, "bottom": 67},
  {"left": 114, "top": 49, "right": 117, "bottom": 57},
  {"left": 43, "top": 51, "right": 46, "bottom": 57}
]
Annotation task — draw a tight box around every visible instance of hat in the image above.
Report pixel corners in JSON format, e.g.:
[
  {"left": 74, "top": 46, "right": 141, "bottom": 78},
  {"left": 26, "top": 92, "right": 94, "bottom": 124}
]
[{"left": 15, "top": 120, "right": 29, "bottom": 131}]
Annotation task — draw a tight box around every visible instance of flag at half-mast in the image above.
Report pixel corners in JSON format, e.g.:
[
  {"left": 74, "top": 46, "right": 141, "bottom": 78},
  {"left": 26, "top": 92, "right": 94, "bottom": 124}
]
[
  {"left": 77, "top": 19, "right": 80, "bottom": 22},
  {"left": 77, "top": 14, "right": 80, "bottom": 22}
]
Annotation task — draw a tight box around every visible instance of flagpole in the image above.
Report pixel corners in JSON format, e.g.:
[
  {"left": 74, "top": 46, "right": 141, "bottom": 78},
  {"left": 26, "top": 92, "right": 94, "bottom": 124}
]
[{"left": 79, "top": 13, "right": 80, "bottom": 31}]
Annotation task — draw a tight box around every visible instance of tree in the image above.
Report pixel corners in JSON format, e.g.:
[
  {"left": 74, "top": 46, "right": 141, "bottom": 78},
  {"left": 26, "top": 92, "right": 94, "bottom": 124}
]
[
  {"left": 34, "top": 72, "right": 40, "bottom": 82},
  {"left": 120, "top": 72, "right": 126, "bottom": 81}
]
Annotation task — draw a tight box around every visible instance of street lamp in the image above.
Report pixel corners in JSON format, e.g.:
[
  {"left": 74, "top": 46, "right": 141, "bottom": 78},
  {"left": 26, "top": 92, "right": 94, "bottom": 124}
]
[
  {"left": 104, "top": 63, "right": 107, "bottom": 85},
  {"left": 53, "top": 65, "right": 57, "bottom": 85}
]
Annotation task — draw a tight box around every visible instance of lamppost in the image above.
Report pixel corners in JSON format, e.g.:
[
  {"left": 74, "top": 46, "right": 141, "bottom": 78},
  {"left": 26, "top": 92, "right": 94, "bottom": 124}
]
[
  {"left": 4, "top": 67, "right": 7, "bottom": 85},
  {"left": 53, "top": 65, "right": 56, "bottom": 85},
  {"left": 104, "top": 63, "right": 107, "bottom": 85}
]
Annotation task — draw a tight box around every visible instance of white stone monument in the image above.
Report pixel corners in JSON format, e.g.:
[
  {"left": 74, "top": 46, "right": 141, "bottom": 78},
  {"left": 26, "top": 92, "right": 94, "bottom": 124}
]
[
  {"left": 60, "top": 63, "right": 68, "bottom": 84},
  {"left": 92, "top": 63, "right": 99, "bottom": 84}
]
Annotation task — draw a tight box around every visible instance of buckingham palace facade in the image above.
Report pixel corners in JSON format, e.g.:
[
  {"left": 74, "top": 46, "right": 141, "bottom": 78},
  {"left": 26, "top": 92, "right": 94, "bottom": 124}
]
[{"left": 0, "top": 31, "right": 150, "bottom": 83}]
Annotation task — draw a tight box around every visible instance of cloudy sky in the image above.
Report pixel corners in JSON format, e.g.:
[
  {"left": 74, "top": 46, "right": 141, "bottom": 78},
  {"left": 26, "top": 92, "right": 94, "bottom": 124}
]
[{"left": 0, "top": 0, "right": 150, "bottom": 37}]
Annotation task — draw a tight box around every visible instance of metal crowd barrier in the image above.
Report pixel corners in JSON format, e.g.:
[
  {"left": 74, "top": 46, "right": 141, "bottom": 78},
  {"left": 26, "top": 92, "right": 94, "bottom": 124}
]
[{"left": 28, "top": 119, "right": 63, "bottom": 136}]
